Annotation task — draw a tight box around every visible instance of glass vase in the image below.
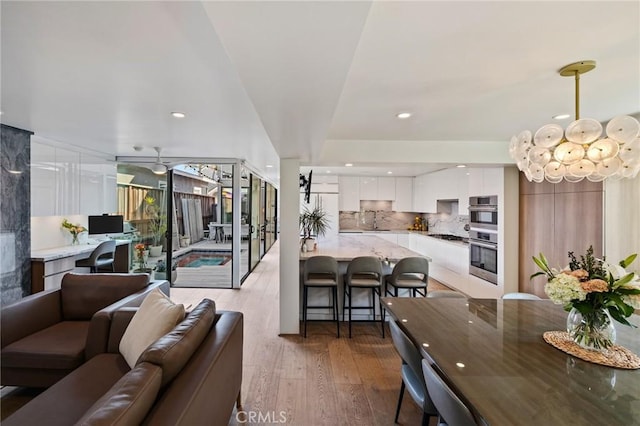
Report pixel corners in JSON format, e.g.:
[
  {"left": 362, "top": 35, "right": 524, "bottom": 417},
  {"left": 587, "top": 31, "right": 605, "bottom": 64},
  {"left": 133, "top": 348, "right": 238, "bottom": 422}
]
[
  {"left": 71, "top": 233, "right": 79, "bottom": 245},
  {"left": 566, "top": 307, "right": 616, "bottom": 351}
]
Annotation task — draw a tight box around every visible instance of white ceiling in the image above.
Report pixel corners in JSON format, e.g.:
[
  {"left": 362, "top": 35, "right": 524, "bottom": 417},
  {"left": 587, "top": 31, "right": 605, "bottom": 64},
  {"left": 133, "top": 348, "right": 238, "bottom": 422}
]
[{"left": 2, "top": 1, "right": 639, "bottom": 183}]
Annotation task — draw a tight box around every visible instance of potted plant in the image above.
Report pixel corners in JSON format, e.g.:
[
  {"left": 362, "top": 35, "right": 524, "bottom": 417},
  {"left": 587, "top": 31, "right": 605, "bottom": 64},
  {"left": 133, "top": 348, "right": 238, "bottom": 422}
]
[
  {"left": 153, "top": 259, "right": 167, "bottom": 280},
  {"left": 144, "top": 195, "right": 166, "bottom": 257},
  {"left": 299, "top": 204, "right": 330, "bottom": 252}
]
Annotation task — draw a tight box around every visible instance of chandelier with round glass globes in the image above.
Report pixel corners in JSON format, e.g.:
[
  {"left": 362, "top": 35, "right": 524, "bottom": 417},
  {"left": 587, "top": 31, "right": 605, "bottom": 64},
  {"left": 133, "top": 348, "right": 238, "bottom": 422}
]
[{"left": 509, "top": 61, "right": 640, "bottom": 183}]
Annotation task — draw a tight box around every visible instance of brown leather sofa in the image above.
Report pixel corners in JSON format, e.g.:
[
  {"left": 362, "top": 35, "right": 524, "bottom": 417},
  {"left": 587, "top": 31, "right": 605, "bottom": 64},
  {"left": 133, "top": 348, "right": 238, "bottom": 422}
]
[
  {"left": 4, "top": 300, "right": 244, "bottom": 426},
  {"left": 1, "top": 273, "right": 169, "bottom": 387}
]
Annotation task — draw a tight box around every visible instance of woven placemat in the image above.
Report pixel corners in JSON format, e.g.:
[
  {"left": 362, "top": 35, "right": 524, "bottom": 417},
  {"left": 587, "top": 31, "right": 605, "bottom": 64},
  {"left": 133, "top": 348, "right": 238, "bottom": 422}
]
[{"left": 543, "top": 331, "right": 640, "bottom": 369}]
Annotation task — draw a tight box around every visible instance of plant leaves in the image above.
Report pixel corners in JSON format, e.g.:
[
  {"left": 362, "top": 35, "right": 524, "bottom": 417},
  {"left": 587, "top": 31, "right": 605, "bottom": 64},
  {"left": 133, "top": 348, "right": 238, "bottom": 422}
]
[{"left": 620, "top": 253, "right": 638, "bottom": 268}]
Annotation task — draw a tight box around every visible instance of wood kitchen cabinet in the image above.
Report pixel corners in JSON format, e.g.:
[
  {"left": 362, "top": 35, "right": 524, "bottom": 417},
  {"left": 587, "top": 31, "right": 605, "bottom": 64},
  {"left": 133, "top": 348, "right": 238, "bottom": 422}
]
[{"left": 519, "top": 175, "right": 603, "bottom": 296}]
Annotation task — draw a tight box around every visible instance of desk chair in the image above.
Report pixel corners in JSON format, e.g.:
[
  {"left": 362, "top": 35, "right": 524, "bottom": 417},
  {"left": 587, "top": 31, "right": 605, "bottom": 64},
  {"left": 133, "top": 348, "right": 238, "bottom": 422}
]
[
  {"left": 75, "top": 240, "right": 116, "bottom": 273},
  {"left": 421, "top": 359, "right": 477, "bottom": 426},
  {"left": 343, "top": 256, "right": 384, "bottom": 338},
  {"left": 385, "top": 257, "right": 429, "bottom": 298},
  {"left": 390, "top": 320, "right": 437, "bottom": 425},
  {"left": 302, "top": 256, "right": 339, "bottom": 338}
]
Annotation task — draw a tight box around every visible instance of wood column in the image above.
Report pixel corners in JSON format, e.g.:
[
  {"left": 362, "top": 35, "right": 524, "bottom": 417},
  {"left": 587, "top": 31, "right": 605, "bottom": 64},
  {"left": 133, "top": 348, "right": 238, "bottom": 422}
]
[{"left": 519, "top": 176, "right": 602, "bottom": 297}]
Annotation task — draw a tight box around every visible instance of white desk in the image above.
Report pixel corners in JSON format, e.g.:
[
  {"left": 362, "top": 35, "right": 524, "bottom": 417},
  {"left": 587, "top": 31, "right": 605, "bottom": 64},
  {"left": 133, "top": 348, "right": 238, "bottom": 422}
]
[{"left": 31, "top": 240, "right": 131, "bottom": 292}]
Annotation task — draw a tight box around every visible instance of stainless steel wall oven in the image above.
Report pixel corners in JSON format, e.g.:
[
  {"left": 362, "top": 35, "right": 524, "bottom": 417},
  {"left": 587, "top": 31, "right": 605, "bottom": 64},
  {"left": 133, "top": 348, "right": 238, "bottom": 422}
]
[
  {"left": 469, "top": 195, "right": 498, "bottom": 230},
  {"left": 468, "top": 195, "right": 499, "bottom": 285},
  {"left": 468, "top": 229, "right": 498, "bottom": 284}
]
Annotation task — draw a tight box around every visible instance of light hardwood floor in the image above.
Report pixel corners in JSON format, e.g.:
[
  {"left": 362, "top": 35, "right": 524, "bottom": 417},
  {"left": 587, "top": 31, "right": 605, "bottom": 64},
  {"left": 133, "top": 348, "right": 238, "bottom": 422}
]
[{"left": 172, "top": 241, "right": 449, "bottom": 426}]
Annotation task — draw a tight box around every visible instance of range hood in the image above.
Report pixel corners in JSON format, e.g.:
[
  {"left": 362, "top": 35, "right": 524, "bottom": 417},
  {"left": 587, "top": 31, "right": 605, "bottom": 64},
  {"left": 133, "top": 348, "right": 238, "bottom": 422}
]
[{"left": 436, "top": 199, "right": 459, "bottom": 214}]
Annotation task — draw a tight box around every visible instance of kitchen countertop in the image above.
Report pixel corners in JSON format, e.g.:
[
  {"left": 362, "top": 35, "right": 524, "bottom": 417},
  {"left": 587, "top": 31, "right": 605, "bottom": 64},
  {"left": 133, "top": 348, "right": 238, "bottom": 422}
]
[
  {"left": 300, "top": 234, "right": 429, "bottom": 262},
  {"left": 31, "top": 239, "right": 131, "bottom": 262},
  {"left": 339, "top": 229, "right": 469, "bottom": 247}
]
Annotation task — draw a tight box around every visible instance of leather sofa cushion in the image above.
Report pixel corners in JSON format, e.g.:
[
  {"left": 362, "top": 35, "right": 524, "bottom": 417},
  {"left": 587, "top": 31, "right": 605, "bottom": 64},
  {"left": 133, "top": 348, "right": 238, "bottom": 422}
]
[
  {"left": 2, "top": 354, "right": 130, "bottom": 426},
  {"left": 61, "top": 273, "right": 149, "bottom": 320},
  {"left": 1, "top": 321, "right": 90, "bottom": 370},
  {"left": 75, "top": 362, "right": 162, "bottom": 426},
  {"left": 139, "top": 299, "right": 215, "bottom": 387}
]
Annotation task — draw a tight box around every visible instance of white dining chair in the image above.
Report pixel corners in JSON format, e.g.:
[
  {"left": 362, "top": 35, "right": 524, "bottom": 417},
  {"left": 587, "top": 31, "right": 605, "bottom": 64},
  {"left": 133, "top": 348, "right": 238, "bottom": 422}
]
[
  {"left": 426, "top": 290, "right": 466, "bottom": 299},
  {"left": 501, "top": 292, "right": 542, "bottom": 300}
]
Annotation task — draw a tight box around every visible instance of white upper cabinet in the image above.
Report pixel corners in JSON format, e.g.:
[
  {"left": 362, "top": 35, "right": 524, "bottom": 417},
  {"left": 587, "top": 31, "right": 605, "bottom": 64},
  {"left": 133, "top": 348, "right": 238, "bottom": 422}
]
[
  {"left": 359, "top": 176, "right": 378, "bottom": 200},
  {"left": 377, "top": 177, "right": 396, "bottom": 200},
  {"left": 80, "top": 154, "right": 117, "bottom": 215},
  {"left": 338, "top": 176, "right": 360, "bottom": 211},
  {"left": 458, "top": 169, "right": 470, "bottom": 215},
  {"left": 393, "top": 177, "right": 413, "bottom": 212},
  {"left": 359, "top": 176, "right": 396, "bottom": 201},
  {"left": 31, "top": 141, "right": 116, "bottom": 217},
  {"left": 30, "top": 145, "right": 82, "bottom": 216},
  {"left": 468, "top": 167, "right": 502, "bottom": 197}
]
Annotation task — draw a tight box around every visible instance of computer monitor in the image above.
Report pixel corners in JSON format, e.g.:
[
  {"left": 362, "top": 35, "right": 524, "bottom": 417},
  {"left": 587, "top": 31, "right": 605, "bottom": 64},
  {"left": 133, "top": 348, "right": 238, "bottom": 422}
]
[{"left": 88, "top": 214, "right": 124, "bottom": 236}]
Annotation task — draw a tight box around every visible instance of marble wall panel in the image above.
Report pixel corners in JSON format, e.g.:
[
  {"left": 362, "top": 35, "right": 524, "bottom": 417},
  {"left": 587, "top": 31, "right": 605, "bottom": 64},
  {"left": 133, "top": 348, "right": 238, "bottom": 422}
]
[{"left": 1, "top": 124, "right": 33, "bottom": 305}]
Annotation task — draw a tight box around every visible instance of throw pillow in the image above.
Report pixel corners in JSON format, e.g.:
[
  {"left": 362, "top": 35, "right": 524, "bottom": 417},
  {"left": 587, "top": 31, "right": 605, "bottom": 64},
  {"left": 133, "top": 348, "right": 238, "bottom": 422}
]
[{"left": 119, "top": 288, "right": 184, "bottom": 369}]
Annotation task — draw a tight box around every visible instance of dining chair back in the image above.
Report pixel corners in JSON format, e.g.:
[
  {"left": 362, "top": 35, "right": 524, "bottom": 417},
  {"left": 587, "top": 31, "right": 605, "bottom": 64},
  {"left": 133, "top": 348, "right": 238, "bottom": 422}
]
[
  {"left": 421, "top": 359, "right": 477, "bottom": 426},
  {"left": 302, "top": 256, "right": 340, "bottom": 338},
  {"left": 343, "top": 256, "right": 384, "bottom": 338},
  {"left": 75, "top": 240, "right": 116, "bottom": 273},
  {"left": 389, "top": 320, "right": 436, "bottom": 425},
  {"left": 385, "top": 257, "right": 429, "bottom": 297},
  {"left": 501, "top": 292, "right": 542, "bottom": 300},
  {"left": 426, "top": 290, "right": 466, "bottom": 299}
]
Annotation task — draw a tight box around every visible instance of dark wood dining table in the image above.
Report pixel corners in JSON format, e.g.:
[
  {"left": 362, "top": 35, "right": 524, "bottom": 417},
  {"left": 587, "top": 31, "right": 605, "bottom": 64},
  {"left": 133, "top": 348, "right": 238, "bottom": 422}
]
[{"left": 381, "top": 297, "right": 640, "bottom": 426}]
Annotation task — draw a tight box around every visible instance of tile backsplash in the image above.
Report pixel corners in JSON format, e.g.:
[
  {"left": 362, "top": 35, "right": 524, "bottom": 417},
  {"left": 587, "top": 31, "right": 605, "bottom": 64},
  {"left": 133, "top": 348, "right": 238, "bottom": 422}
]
[{"left": 339, "top": 200, "right": 468, "bottom": 235}]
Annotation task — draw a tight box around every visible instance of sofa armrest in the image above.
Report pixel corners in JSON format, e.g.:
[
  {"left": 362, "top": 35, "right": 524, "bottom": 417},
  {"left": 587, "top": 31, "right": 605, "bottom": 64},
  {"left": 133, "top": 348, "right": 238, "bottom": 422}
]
[
  {"left": 107, "top": 308, "right": 138, "bottom": 354},
  {"left": 1, "top": 290, "right": 62, "bottom": 349},
  {"left": 142, "top": 311, "right": 244, "bottom": 426},
  {"left": 85, "top": 281, "right": 169, "bottom": 359}
]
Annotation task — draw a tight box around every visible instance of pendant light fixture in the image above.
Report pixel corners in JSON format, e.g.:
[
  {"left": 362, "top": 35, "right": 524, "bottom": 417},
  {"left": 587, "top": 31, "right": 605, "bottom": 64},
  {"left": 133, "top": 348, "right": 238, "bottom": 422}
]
[{"left": 509, "top": 60, "right": 640, "bottom": 183}]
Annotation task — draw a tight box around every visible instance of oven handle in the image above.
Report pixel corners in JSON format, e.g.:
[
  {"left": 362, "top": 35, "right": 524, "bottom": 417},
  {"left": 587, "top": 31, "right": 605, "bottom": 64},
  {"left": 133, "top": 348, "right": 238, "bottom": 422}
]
[
  {"left": 469, "top": 206, "right": 497, "bottom": 212},
  {"left": 469, "top": 240, "right": 498, "bottom": 249}
]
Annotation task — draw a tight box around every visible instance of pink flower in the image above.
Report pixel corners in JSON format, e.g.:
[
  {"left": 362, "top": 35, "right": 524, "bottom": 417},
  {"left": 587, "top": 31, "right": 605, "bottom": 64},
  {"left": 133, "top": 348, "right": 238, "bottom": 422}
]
[{"left": 581, "top": 279, "right": 609, "bottom": 293}]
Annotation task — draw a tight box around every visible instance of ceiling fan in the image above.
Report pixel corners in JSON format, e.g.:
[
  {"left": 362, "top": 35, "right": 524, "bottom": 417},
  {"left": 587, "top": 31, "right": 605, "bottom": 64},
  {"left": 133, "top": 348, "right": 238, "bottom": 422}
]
[{"left": 151, "top": 146, "right": 167, "bottom": 175}]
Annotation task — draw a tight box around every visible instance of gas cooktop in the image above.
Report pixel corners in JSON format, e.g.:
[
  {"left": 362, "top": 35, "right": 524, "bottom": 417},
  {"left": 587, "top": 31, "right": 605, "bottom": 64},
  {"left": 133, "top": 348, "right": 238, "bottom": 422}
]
[{"left": 428, "top": 234, "right": 466, "bottom": 241}]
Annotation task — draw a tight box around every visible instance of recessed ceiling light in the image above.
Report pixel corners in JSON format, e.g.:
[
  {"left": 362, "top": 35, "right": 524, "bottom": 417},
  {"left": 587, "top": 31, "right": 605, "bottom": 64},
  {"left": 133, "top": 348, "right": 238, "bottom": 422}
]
[
  {"left": 326, "top": 170, "right": 331, "bottom": 173},
  {"left": 456, "top": 164, "right": 466, "bottom": 168},
  {"left": 266, "top": 164, "right": 273, "bottom": 168},
  {"left": 345, "top": 163, "right": 353, "bottom": 167},
  {"left": 387, "top": 171, "right": 393, "bottom": 174},
  {"left": 396, "top": 112, "right": 412, "bottom": 119},
  {"left": 553, "top": 114, "right": 570, "bottom": 120},
  {"left": 171, "top": 112, "right": 186, "bottom": 118}
]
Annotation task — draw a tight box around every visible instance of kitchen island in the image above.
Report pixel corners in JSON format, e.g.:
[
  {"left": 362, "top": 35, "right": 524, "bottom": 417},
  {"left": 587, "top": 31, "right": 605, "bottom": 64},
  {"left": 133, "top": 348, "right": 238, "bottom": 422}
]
[{"left": 300, "top": 233, "right": 429, "bottom": 262}]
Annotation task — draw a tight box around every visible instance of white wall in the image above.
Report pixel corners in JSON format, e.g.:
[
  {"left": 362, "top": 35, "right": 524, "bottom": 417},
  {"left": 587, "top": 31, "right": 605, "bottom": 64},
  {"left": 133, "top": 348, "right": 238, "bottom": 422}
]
[
  {"left": 32, "top": 215, "right": 88, "bottom": 250},
  {"left": 604, "top": 176, "right": 640, "bottom": 274},
  {"left": 279, "top": 158, "right": 301, "bottom": 334}
]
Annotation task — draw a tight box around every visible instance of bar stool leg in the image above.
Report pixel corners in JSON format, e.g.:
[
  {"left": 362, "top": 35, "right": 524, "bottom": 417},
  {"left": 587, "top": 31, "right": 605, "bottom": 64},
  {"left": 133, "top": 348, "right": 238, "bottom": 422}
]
[
  {"left": 333, "top": 286, "right": 340, "bottom": 338},
  {"left": 303, "top": 285, "right": 308, "bottom": 338},
  {"left": 378, "top": 288, "right": 385, "bottom": 338},
  {"left": 348, "top": 286, "right": 353, "bottom": 338}
]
